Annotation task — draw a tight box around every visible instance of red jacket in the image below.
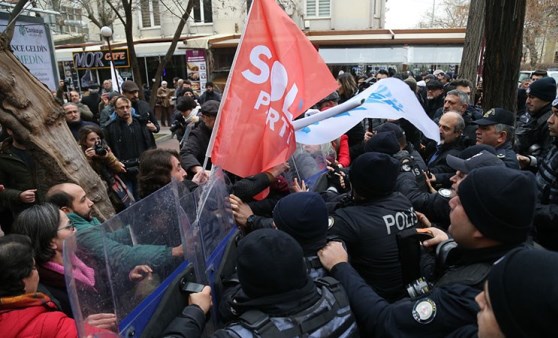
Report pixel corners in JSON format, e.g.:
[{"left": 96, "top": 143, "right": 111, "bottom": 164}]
[{"left": 0, "top": 293, "right": 78, "bottom": 337}]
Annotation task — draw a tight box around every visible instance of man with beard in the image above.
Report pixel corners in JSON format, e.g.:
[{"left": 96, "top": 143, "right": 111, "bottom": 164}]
[{"left": 45, "top": 183, "right": 183, "bottom": 273}]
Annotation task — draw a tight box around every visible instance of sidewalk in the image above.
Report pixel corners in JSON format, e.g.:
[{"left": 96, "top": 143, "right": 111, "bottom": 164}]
[{"left": 155, "top": 126, "right": 173, "bottom": 143}]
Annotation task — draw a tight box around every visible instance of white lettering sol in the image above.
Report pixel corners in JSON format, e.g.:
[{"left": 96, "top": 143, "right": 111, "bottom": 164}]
[{"left": 241, "top": 45, "right": 301, "bottom": 141}]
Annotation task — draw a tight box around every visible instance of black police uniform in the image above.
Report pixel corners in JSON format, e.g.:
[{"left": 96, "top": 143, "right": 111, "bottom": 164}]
[
  {"left": 495, "top": 141, "right": 520, "bottom": 169},
  {"left": 330, "top": 243, "right": 525, "bottom": 337},
  {"left": 329, "top": 192, "right": 418, "bottom": 302}
]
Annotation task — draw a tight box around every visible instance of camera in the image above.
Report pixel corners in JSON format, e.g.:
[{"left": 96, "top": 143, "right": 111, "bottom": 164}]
[
  {"left": 406, "top": 277, "right": 432, "bottom": 299},
  {"left": 94, "top": 140, "right": 108, "bottom": 156}
]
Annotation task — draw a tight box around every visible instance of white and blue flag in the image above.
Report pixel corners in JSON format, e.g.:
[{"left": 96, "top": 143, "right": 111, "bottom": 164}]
[{"left": 294, "top": 78, "right": 440, "bottom": 145}]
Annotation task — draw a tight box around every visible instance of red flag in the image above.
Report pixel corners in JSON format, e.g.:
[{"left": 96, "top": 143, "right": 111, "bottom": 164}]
[{"left": 209, "top": 0, "right": 337, "bottom": 178}]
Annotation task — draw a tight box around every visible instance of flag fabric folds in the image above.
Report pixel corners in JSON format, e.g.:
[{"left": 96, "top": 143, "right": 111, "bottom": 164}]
[
  {"left": 209, "top": 0, "right": 338, "bottom": 178},
  {"left": 110, "top": 61, "right": 123, "bottom": 93},
  {"left": 295, "top": 78, "right": 441, "bottom": 145}
]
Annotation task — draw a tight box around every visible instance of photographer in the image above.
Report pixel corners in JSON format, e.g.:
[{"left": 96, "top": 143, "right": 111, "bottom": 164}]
[
  {"left": 78, "top": 125, "right": 133, "bottom": 211},
  {"left": 103, "top": 96, "right": 156, "bottom": 199}
]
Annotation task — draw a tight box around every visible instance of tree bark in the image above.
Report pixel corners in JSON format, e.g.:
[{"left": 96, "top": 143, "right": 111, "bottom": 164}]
[
  {"left": 459, "top": 0, "right": 484, "bottom": 99},
  {"left": 483, "top": 0, "right": 526, "bottom": 113},
  {"left": 149, "top": 0, "right": 195, "bottom": 108},
  {"left": 0, "top": 34, "right": 115, "bottom": 220},
  {"left": 120, "top": 0, "right": 145, "bottom": 99}
]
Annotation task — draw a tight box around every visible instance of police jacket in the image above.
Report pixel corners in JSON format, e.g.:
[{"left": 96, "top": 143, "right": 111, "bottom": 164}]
[
  {"left": 329, "top": 192, "right": 418, "bottom": 302},
  {"left": 333, "top": 242, "right": 526, "bottom": 337},
  {"left": 515, "top": 103, "right": 553, "bottom": 160},
  {"left": 495, "top": 141, "right": 520, "bottom": 169},
  {"left": 164, "top": 278, "right": 358, "bottom": 338},
  {"left": 534, "top": 141, "right": 558, "bottom": 250},
  {"left": 395, "top": 171, "right": 451, "bottom": 229}
]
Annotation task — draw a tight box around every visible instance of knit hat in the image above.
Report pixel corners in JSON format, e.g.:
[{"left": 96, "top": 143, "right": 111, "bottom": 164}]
[
  {"left": 526, "top": 76, "right": 556, "bottom": 102},
  {"left": 349, "top": 152, "right": 400, "bottom": 198},
  {"left": 375, "top": 122, "right": 405, "bottom": 140},
  {"left": 457, "top": 167, "right": 535, "bottom": 244},
  {"left": 121, "top": 80, "right": 139, "bottom": 92},
  {"left": 488, "top": 247, "right": 558, "bottom": 337},
  {"left": 237, "top": 229, "right": 308, "bottom": 298},
  {"left": 446, "top": 151, "right": 504, "bottom": 174},
  {"left": 273, "top": 192, "right": 328, "bottom": 254},
  {"left": 364, "top": 131, "right": 400, "bottom": 155},
  {"left": 426, "top": 80, "right": 444, "bottom": 89},
  {"left": 200, "top": 100, "right": 220, "bottom": 116}
]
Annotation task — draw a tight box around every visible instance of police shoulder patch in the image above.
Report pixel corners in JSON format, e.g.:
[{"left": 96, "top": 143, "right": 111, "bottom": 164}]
[{"left": 412, "top": 298, "right": 437, "bottom": 324}]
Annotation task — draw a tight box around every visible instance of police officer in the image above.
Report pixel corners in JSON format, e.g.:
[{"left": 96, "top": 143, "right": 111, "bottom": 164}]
[
  {"left": 474, "top": 107, "right": 520, "bottom": 169},
  {"left": 319, "top": 166, "right": 536, "bottom": 337},
  {"left": 163, "top": 229, "right": 359, "bottom": 337},
  {"left": 328, "top": 152, "right": 419, "bottom": 302}
]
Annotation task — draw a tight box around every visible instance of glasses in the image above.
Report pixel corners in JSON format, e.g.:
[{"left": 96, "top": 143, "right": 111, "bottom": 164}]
[{"left": 58, "top": 220, "right": 76, "bottom": 232}]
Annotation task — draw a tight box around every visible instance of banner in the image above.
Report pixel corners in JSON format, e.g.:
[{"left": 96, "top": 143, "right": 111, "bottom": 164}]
[
  {"left": 295, "top": 78, "right": 441, "bottom": 145},
  {"left": 186, "top": 49, "right": 208, "bottom": 92},
  {"left": 208, "top": 0, "right": 338, "bottom": 178}
]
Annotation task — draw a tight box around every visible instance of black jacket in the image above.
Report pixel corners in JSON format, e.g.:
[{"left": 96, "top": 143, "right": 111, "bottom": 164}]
[
  {"left": 180, "top": 121, "right": 212, "bottom": 174},
  {"left": 330, "top": 243, "right": 524, "bottom": 337},
  {"left": 515, "top": 103, "right": 553, "bottom": 161},
  {"left": 329, "top": 193, "right": 418, "bottom": 302},
  {"left": 132, "top": 99, "right": 161, "bottom": 133},
  {"left": 103, "top": 117, "right": 156, "bottom": 163}
]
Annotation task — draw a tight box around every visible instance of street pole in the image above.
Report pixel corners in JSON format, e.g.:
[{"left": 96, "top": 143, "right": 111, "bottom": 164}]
[{"left": 100, "top": 26, "right": 120, "bottom": 93}]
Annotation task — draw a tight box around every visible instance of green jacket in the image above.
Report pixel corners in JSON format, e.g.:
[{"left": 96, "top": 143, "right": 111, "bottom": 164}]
[{"left": 68, "top": 213, "right": 179, "bottom": 273}]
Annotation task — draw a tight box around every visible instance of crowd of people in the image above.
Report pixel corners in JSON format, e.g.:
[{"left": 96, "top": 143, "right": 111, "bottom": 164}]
[{"left": 1, "top": 67, "right": 558, "bottom": 337}]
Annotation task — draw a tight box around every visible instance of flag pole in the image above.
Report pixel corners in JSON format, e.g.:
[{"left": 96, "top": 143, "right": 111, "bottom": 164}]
[
  {"left": 291, "top": 98, "right": 365, "bottom": 131},
  {"left": 202, "top": 1, "right": 257, "bottom": 171}
]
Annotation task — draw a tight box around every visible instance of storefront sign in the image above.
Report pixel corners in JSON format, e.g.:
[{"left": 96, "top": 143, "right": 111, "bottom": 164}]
[
  {"left": 72, "top": 49, "right": 129, "bottom": 70},
  {"left": 0, "top": 13, "right": 58, "bottom": 91}
]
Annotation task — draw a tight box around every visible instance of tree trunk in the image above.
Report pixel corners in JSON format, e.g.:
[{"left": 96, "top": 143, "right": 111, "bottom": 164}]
[
  {"left": 483, "top": 0, "right": 526, "bottom": 114},
  {"left": 121, "top": 0, "right": 145, "bottom": 99},
  {"left": 149, "top": 0, "right": 195, "bottom": 108},
  {"left": 459, "top": 0, "right": 485, "bottom": 100},
  {"left": 0, "top": 34, "right": 115, "bottom": 220}
]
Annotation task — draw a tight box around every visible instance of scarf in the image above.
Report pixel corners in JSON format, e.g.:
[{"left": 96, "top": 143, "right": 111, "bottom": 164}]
[
  {"left": 0, "top": 292, "right": 58, "bottom": 311},
  {"left": 42, "top": 254, "right": 96, "bottom": 288}
]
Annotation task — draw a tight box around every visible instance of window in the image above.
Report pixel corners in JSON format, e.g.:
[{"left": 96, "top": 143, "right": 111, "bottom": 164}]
[
  {"left": 306, "top": 0, "right": 330, "bottom": 18},
  {"left": 59, "top": 6, "right": 88, "bottom": 35},
  {"left": 140, "top": 0, "right": 161, "bottom": 28},
  {"left": 193, "top": 0, "right": 213, "bottom": 23}
]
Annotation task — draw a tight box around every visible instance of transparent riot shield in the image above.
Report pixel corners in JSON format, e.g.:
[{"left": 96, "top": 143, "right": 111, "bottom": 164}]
[
  {"left": 286, "top": 142, "right": 336, "bottom": 191},
  {"left": 65, "top": 181, "right": 189, "bottom": 337},
  {"left": 64, "top": 234, "right": 119, "bottom": 338}
]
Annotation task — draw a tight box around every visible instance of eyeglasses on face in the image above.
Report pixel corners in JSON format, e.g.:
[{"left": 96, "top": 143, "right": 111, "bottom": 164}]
[{"left": 58, "top": 220, "right": 76, "bottom": 232}]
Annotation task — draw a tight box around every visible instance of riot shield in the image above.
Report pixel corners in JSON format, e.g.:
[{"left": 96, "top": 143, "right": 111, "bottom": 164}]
[
  {"left": 64, "top": 234, "right": 119, "bottom": 338},
  {"left": 286, "top": 142, "right": 336, "bottom": 191},
  {"left": 65, "top": 181, "right": 189, "bottom": 337}
]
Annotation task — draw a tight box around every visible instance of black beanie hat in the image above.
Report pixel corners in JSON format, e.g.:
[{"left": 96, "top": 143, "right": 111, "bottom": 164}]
[
  {"left": 349, "top": 152, "right": 400, "bottom": 199},
  {"left": 273, "top": 192, "right": 328, "bottom": 254},
  {"left": 527, "top": 76, "right": 556, "bottom": 102},
  {"left": 457, "top": 167, "right": 535, "bottom": 244},
  {"left": 364, "top": 131, "right": 400, "bottom": 155},
  {"left": 237, "top": 229, "right": 308, "bottom": 298},
  {"left": 488, "top": 247, "right": 558, "bottom": 338},
  {"left": 200, "top": 100, "right": 220, "bottom": 116}
]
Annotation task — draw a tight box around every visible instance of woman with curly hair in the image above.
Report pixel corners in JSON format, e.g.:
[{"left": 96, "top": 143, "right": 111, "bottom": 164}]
[{"left": 137, "top": 149, "right": 207, "bottom": 199}]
